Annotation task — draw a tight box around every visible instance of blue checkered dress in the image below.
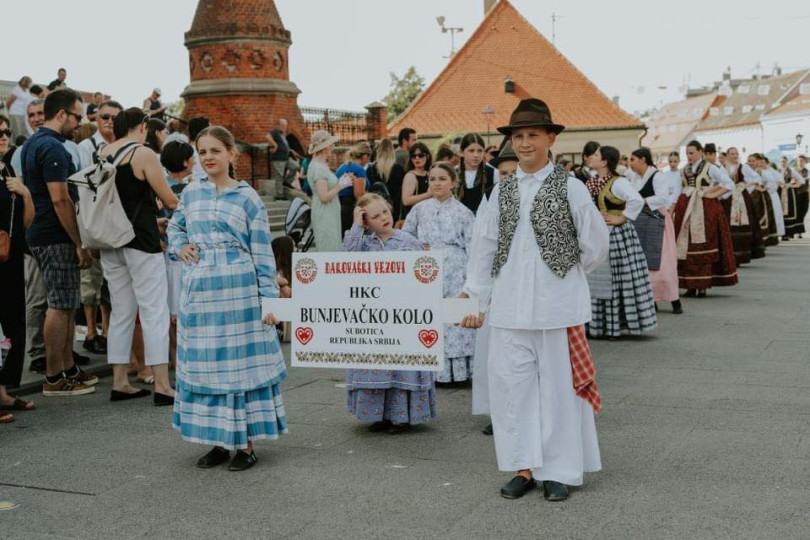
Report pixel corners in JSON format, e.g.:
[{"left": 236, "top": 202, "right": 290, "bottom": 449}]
[{"left": 168, "top": 179, "right": 288, "bottom": 450}]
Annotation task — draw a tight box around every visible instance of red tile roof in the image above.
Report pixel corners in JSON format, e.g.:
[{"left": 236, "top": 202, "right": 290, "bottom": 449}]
[
  {"left": 388, "top": 0, "right": 642, "bottom": 137},
  {"left": 695, "top": 70, "right": 810, "bottom": 132},
  {"left": 642, "top": 92, "right": 722, "bottom": 153}
]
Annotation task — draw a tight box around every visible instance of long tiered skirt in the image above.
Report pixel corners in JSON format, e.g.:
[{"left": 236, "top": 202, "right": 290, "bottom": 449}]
[
  {"left": 346, "top": 370, "right": 436, "bottom": 425},
  {"left": 673, "top": 195, "right": 738, "bottom": 290},
  {"left": 721, "top": 191, "right": 765, "bottom": 265},
  {"left": 783, "top": 185, "right": 809, "bottom": 237},
  {"left": 751, "top": 190, "right": 779, "bottom": 247},
  {"left": 649, "top": 209, "right": 679, "bottom": 302},
  {"left": 589, "top": 222, "right": 657, "bottom": 338}
]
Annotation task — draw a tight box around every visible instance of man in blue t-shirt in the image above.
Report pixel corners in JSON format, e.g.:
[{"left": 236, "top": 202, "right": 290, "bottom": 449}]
[
  {"left": 21, "top": 88, "right": 97, "bottom": 396},
  {"left": 335, "top": 142, "right": 373, "bottom": 235}
]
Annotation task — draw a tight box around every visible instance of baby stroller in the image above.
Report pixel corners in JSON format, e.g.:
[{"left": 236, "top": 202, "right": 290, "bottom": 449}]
[{"left": 285, "top": 197, "right": 315, "bottom": 252}]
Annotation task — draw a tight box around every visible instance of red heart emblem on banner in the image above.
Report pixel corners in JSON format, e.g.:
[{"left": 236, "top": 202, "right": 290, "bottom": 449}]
[
  {"left": 418, "top": 329, "right": 439, "bottom": 349},
  {"left": 295, "top": 327, "right": 314, "bottom": 346}
]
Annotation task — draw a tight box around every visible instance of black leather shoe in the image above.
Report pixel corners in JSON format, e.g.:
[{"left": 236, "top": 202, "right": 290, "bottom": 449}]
[
  {"left": 500, "top": 475, "right": 536, "bottom": 499},
  {"left": 83, "top": 337, "right": 106, "bottom": 354},
  {"left": 672, "top": 300, "right": 683, "bottom": 314},
  {"left": 72, "top": 351, "right": 91, "bottom": 366},
  {"left": 697, "top": 289, "right": 707, "bottom": 298},
  {"left": 368, "top": 420, "right": 392, "bottom": 433},
  {"left": 482, "top": 424, "right": 493, "bottom": 436},
  {"left": 197, "top": 447, "right": 230, "bottom": 468},
  {"left": 110, "top": 389, "right": 151, "bottom": 402},
  {"left": 29, "top": 357, "right": 46, "bottom": 374},
  {"left": 387, "top": 423, "right": 412, "bottom": 435},
  {"left": 542, "top": 480, "right": 569, "bottom": 501},
  {"left": 228, "top": 450, "right": 258, "bottom": 471},
  {"left": 154, "top": 392, "right": 175, "bottom": 407},
  {"left": 683, "top": 289, "right": 697, "bottom": 297}
]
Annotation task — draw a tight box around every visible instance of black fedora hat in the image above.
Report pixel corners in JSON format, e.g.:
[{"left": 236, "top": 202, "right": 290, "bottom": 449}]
[
  {"left": 493, "top": 140, "right": 518, "bottom": 166},
  {"left": 497, "top": 98, "right": 565, "bottom": 136}
]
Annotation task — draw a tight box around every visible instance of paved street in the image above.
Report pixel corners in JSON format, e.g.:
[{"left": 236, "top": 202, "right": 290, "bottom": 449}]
[{"left": 1, "top": 239, "right": 809, "bottom": 540}]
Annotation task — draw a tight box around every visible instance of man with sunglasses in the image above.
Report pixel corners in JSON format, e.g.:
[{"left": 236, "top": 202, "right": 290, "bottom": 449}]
[
  {"left": 20, "top": 88, "right": 97, "bottom": 396},
  {"left": 75, "top": 100, "right": 123, "bottom": 355}
]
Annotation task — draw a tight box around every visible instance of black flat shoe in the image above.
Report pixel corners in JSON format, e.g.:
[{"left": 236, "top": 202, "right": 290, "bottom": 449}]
[
  {"left": 482, "top": 423, "right": 493, "bottom": 436},
  {"left": 228, "top": 450, "right": 257, "bottom": 471},
  {"left": 683, "top": 289, "right": 697, "bottom": 297},
  {"left": 154, "top": 392, "right": 175, "bottom": 407},
  {"left": 542, "top": 480, "right": 569, "bottom": 502},
  {"left": 500, "top": 475, "right": 536, "bottom": 499},
  {"left": 83, "top": 337, "right": 106, "bottom": 354},
  {"left": 368, "top": 420, "right": 392, "bottom": 433},
  {"left": 387, "top": 423, "right": 412, "bottom": 435},
  {"left": 697, "top": 290, "right": 707, "bottom": 298},
  {"left": 72, "top": 351, "right": 91, "bottom": 366},
  {"left": 197, "top": 447, "right": 230, "bottom": 468},
  {"left": 672, "top": 300, "right": 683, "bottom": 314},
  {"left": 110, "top": 389, "right": 151, "bottom": 402}
]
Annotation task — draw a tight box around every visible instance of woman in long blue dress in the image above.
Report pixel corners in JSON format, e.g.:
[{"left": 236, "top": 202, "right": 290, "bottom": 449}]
[
  {"left": 168, "top": 126, "right": 287, "bottom": 471},
  {"left": 342, "top": 193, "right": 436, "bottom": 434}
]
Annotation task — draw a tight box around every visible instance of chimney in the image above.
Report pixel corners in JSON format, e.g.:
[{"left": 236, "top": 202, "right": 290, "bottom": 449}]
[
  {"left": 484, "top": 0, "right": 496, "bottom": 14},
  {"left": 612, "top": 95, "right": 620, "bottom": 106},
  {"left": 504, "top": 77, "right": 515, "bottom": 93},
  {"left": 723, "top": 67, "right": 731, "bottom": 82}
]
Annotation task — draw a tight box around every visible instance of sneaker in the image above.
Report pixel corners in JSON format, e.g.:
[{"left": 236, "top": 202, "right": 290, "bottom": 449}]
[
  {"left": 42, "top": 378, "right": 96, "bottom": 396},
  {"left": 70, "top": 368, "right": 99, "bottom": 387},
  {"left": 29, "top": 357, "right": 46, "bottom": 374}
]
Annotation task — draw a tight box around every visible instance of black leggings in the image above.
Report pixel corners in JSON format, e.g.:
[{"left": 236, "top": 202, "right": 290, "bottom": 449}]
[{"left": 0, "top": 248, "right": 26, "bottom": 389}]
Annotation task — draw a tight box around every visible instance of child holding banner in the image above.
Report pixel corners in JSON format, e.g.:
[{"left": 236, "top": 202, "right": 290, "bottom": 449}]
[
  {"left": 402, "top": 162, "right": 476, "bottom": 384},
  {"left": 342, "top": 193, "right": 436, "bottom": 434},
  {"left": 168, "top": 126, "right": 288, "bottom": 471},
  {"left": 461, "top": 99, "right": 610, "bottom": 502}
]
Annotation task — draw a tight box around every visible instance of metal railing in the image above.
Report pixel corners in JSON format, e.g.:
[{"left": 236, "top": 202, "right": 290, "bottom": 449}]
[{"left": 300, "top": 106, "right": 374, "bottom": 145}]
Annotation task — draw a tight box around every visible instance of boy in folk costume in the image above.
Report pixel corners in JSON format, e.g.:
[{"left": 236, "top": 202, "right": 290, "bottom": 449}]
[{"left": 460, "top": 99, "right": 609, "bottom": 501}]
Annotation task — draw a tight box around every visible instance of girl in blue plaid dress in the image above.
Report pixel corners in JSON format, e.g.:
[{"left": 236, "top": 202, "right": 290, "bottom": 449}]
[
  {"left": 168, "top": 127, "right": 287, "bottom": 471},
  {"left": 342, "top": 193, "right": 436, "bottom": 434}
]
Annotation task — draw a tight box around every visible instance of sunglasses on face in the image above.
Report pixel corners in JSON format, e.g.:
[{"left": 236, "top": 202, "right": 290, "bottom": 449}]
[
  {"left": 411, "top": 153, "right": 427, "bottom": 159},
  {"left": 99, "top": 113, "right": 117, "bottom": 121},
  {"left": 0, "top": 129, "right": 11, "bottom": 138},
  {"left": 64, "top": 111, "right": 83, "bottom": 122}
]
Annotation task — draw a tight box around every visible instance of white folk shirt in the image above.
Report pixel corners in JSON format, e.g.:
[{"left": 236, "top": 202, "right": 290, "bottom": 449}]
[
  {"left": 690, "top": 160, "right": 734, "bottom": 198},
  {"left": 658, "top": 169, "right": 683, "bottom": 206},
  {"left": 464, "top": 162, "right": 609, "bottom": 330},
  {"left": 463, "top": 165, "right": 501, "bottom": 189},
  {"left": 612, "top": 174, "right": 648, "bottom": 218},
  {"left": 626, "top": 167, "right": 669, "bottom": 210},
  {"left": 726, "top": 163, "right": 762, "bottom": 193},
  {"left": 760, "top": 167, "right": 784, "bottom": 192},
  {"left": 788, "top": 167, "right": 807, "bottom": 185}
]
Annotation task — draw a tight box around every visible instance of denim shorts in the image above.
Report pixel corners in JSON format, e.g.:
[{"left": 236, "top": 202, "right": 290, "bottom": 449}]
[{"left": 29, "top": 243, "right": 81, "bottom": 310}]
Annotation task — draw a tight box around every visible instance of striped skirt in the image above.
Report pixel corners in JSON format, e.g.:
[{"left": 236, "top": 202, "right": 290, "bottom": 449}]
[
  {"left": 172, "top": 379, "right": 288, "bottom": 450},
  {"left": 589, "top": 222, "right": 658, "bottom": 339}
]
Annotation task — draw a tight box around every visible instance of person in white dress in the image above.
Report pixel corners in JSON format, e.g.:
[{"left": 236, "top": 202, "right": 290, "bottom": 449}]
[
  {"left": 460, "top": 99, "right": 609, "bottom": 502},
  {"left": 754, "top": 155, "right": 785, "bottom": 237}
]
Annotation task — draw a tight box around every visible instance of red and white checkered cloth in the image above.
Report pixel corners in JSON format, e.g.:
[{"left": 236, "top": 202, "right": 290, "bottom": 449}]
[{"left": 567, "top": 325, "right": 602, "bottom": 413}]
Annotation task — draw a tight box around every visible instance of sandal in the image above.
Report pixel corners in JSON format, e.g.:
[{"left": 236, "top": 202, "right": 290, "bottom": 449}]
[
  {"left": 136, "top": 375, "right": 155, "bottom": 384},
  {"left": 0, "top": 412, "right": 14, "bottom": 424},
  {"left": 0, "top": 398, "right": 36, "bottom": 411}
]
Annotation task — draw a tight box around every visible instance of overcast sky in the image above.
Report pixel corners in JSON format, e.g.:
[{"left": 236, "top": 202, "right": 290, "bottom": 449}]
[{"left": 3, "top": 0, "right": 809, "bottom": 117}]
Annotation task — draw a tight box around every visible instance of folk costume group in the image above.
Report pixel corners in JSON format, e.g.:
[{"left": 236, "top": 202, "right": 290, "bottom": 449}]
[{"left": 166, "top": 98, "right": 806, "bottom": 502}]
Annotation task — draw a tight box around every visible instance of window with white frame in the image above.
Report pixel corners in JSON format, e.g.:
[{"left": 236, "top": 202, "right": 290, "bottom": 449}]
[
  {"left": 724, "top": 106, "right": 734, "bottom": 115},
  {"left": 738, "top": 85, "right": 750, "bottom": 94},
  {"left": 742, "top": 105, "right": 753, "bottom": 113},
  {"left": 758, "top": 84, "right": 770, "bottom": 95}
]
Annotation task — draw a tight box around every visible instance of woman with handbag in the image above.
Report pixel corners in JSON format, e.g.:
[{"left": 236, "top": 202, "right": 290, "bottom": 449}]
[
  {"left": 587, "top": 146, "right": 657, "bottom": 339},
  {"left": 627, "top": 148, "right": 682, "bottom": 314},
  {"left": 0, "top": 115, "right": 37, "bottom": 422}
]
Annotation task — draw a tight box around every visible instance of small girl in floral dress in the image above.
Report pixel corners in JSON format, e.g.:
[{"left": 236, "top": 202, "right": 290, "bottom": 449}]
[{"left": 342, "top": 193, "right": 436, "bottom": 434}]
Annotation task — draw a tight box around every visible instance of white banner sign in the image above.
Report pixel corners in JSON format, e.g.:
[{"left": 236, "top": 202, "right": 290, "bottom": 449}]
[{"left": 285, "top": 251, "right": 447, "bottom": 371}]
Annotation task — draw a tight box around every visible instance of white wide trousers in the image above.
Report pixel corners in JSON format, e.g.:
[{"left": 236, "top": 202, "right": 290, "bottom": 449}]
[
  {"left": 488, "top": 326, "right": 601, "bottom": 486},
  {"left": 101, "top": 248, "right": 169, "bottom": 366}
]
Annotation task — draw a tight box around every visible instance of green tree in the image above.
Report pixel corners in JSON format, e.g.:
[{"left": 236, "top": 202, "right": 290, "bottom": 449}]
[{"left": 384, "top": 67, "right": 425, "bottom": 122}]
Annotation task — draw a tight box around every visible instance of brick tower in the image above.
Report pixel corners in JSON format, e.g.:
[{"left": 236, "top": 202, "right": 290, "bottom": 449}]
[{"left": 182, "top": 0, "right": 307, "bottom": 180}]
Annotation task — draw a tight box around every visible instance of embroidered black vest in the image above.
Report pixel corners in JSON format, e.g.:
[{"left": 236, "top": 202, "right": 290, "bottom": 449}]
[
  {"left": 682, "top": 161, "right": 712, "bottom": 189},
  {"left": 459, "top": 165, "right": 495, "bottom": 214},
  {"left": 491, "top": 166, "right": 580, "bottom": 279}
]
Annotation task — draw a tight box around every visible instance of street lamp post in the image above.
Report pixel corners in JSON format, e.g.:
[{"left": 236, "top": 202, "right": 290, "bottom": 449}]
[
  {"left": 483, "top": 106, "right": 494, "bottom": 146},
  {"left": 436, "top": 16, "right": 464, "bottom": 58}
]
